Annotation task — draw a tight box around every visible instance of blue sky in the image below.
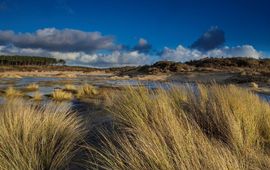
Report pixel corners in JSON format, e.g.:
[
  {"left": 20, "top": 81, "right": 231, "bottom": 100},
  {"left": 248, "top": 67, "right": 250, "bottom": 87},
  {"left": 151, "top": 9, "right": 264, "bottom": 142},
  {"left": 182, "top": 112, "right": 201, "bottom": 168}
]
[{"left": 0, "top": 0, "right": 269, "bottom": 67}]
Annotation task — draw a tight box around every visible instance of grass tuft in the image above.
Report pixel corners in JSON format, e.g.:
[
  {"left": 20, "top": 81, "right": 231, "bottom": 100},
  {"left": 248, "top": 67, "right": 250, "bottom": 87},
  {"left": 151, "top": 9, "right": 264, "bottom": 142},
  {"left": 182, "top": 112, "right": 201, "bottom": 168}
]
[
  {"left": 5, "top": 86, "right": 22, "bottom": 98},
  {"left": 64, "top": 84, "right": 77, "bottom": 92},
  {"left": 32, "top": 91, "right": 42, "bottom": 101},
  {"left": 86, "top": 84, "right": 270, "bottom": 170},
  {"left": 25, "top": 83, "right": 39, "bottom": 91},
  {"left": 76, "top": 84, "right": 98, "bottom": 98},
  {"left": 0, "top": 99, "right": 85, "bottom": 169},
  {"left": 52, "top": 89, "right": 73, "bottom": 101}
]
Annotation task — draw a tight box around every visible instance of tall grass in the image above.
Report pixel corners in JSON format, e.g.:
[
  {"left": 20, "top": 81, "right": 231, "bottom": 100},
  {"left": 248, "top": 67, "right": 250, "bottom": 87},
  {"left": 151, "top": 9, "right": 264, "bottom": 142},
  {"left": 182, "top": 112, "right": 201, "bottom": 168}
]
[
  {"left": 76, "top": 84, "right": 98, "bottom": 98},
  {"left": 0, "top": 99, "right": 85, "bottom": 170},
  {"left": 25, "top": 83, "right": 39, "bottom": 91},
  {"left": 32, "top": 91, "right": 42, "bottom": 101},
  {"left": 52, "top": 89, "right": 73, "bottom": 101},
  {"left": 64, "top": 84, "right": 77, "bottom": 91},
  {"left": 86, "top": 84, "right": 270, "bottom": 170},
  {"left": 5, "top": 86, "right": 22, "bottom": 98}
]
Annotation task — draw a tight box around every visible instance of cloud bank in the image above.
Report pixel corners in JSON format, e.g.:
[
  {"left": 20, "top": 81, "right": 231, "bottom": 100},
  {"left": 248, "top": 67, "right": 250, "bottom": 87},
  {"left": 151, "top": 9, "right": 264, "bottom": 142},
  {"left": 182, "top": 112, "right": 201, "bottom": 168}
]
[
  {"left": 0, "top": 27, "right": 266, "bottom": 67},
  {"left": 0, "top": 44, "right": 152, "bottom": 67},
  {"left": 0, "top": 28, "right": 117, "bottom": 53},
  {"left": 161, "top": 45, "right": 262, "bottom": 62}
]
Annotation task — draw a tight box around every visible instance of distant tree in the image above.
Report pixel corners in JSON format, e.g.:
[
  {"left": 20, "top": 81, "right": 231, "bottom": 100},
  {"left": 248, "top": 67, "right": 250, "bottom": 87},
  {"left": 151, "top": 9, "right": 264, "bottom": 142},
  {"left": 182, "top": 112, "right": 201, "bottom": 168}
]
[
  {"left": 0, "top": 55, "right": 64, "bottom": 66},
  {"left": 58, "top": 59, "right": 66, "bottom": 66}
]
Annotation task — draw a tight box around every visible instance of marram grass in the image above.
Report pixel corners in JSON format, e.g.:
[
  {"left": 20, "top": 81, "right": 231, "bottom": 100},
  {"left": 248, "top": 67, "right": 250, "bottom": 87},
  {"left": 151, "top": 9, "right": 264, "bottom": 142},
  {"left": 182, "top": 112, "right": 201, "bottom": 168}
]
[
  {"left": 64, "top": 84, "right": 77, "bottom": 91},
  {"left": 76, "top": 84, "right": 98, "bottom": 98},
  {"left": 32, "top": 91, "right": 42, "bottom": 101},
  {"left": 1, "top": 83, "right": 270, "bottom": 170},
  {"left": 86, "top": 84, "right": 270, "bottom": 170},
  {"left": 0, "top": 99, "right": 85, "bottom": 170},
  {"left": 5, "top": 86, "right": 22, "bottom": 98},
  {"left": 52, "top": 89, "right": 73, "bottom": 101},
  {"left": 25, "top": 83, "right": 39, "bottom": 91}
]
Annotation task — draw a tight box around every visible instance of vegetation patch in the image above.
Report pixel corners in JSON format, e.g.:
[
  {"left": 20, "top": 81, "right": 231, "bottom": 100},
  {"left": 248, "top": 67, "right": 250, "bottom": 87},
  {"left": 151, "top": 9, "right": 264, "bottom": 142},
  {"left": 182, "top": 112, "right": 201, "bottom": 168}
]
[
  {"left": 86, "top": 84, "right": 270, "bottom": 170},
  {"left": 76, "top": 84, "right": 99, "bottom": 98},
  {"left": 0, "top": 99, "right": 85, "bottom": 169},
  {"left": 32, "top": 91, "right": 43, "bottom": 101},
  {"left": 5, "top": 87, "right": 22, "bottom": 98},
  {"left": 0, "top": 74, "right": 22, "bottom": 79},
  {"left": 52, "top": 89, "right": 73, "bottom": 101},
  {"left": 25, "top": 83, "right": 39, "bottom": 91},
  {"left": 64, "top": 84, "right": 77, "bottom": 92}
]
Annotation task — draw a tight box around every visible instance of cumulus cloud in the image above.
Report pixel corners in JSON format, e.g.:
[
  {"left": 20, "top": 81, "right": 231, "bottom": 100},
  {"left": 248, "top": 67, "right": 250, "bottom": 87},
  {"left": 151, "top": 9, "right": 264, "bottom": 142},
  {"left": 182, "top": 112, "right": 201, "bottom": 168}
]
[
  {"left": 0, "top": 45, "right": 152, "bottom": 67},
  {"left": 0, "top": 45, "right": 48, "bottom": 56},
  {"left": 51, "top": 51, "right": 152, "bottom": 67},
  {"left": 133, "top": 38, "right": 152, "bottom": 53},
  {"left": 161, "top": 45, "right": 204, "bottom": 62},
  {"left": 161, "top": 44, "right": 262, "bottom": 62},
  {"left": 0, "top": 28, "right": 117, "bottom": 53},
  {"left": 84, "top": 51, "right": 151, "bottom": 67},
  {"left": 206, "top": 45, "right": 262, "bottom": 58},
  {"left": 191, "top": 26, "right": 225, "bottom": 51}
]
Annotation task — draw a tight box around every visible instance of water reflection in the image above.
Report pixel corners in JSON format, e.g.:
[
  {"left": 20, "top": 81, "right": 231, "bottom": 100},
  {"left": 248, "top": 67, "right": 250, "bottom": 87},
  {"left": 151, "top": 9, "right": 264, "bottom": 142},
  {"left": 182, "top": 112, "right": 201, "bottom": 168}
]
[{"left": 0, "top": 76, "right": 269, "bottom": 102}]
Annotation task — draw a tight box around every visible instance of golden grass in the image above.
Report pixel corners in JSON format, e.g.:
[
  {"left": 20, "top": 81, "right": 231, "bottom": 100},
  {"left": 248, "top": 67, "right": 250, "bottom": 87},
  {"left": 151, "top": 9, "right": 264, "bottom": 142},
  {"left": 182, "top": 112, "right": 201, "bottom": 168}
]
[
  {"left": 0, "top": 99, "right": 85, "bottom": 170},
  {"left": 86, "top": 84, "right": 270, "bottom": 170},
  {"left": 5, "top": 86, "right": 22, "bottom": 98},
  {"left": 25, "top": 83, "right": 39, "bottom": 91},
  {"left": 32, "top": 91, "right": 42, "bottom": 101},
  {"left": 250, "top": 82, "right": 259, "bottom": 88},
  {"left": 52, "top": 89, "right": 73, "bottom": 101},
  {"left": 64, "top": 84, "right": 77, "bottom": 91},
  {"left": 0, "top": 74, "right": 22, "bottom": 79},
  {"left": 76, "top": 84, "right": 98, "bottom": 98}
]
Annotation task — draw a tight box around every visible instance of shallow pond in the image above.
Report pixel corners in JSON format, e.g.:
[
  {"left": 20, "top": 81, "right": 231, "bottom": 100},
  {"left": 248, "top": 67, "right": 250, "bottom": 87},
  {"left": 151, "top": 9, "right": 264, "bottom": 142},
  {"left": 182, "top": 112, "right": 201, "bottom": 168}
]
[{"left": 0, "top": 76, "right": 269, "bottom": 102}]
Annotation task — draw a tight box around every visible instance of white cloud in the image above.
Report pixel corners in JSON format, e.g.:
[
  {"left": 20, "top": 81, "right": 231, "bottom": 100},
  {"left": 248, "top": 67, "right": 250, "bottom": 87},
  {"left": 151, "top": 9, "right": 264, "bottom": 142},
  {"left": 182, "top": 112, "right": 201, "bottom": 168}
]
[
  {"left": 161, "top": 45, "right": 205, "bottom": 62},
  {"left": 56, "top": 50, "right": 152, "bottom": 67},
  {"left": 0, "top": 45, "right": 152, "bottom": 67},
  {"left": 206, "top": 45, "right": 262, "bottom": 59},
  {"left": 161, "top": 44, "right": 262, "bottom": 62}
]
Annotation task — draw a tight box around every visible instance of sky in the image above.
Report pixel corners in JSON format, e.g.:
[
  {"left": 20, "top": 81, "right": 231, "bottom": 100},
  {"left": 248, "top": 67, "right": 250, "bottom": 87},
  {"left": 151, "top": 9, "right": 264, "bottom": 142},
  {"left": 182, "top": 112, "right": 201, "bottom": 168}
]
[{"left": 0, "top": 0, "right": 269, "bottom": 67}]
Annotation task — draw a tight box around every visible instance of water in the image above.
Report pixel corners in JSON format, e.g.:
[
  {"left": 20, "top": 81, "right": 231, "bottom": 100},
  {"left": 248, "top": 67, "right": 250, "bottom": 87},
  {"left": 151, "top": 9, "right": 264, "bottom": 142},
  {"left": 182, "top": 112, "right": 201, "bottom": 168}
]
[
  {"left": 0, "top": 76, "right": 269, "bottom": 102},
  {"left": 258, "top": 93, "right": 270, "bottom": 102}
]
